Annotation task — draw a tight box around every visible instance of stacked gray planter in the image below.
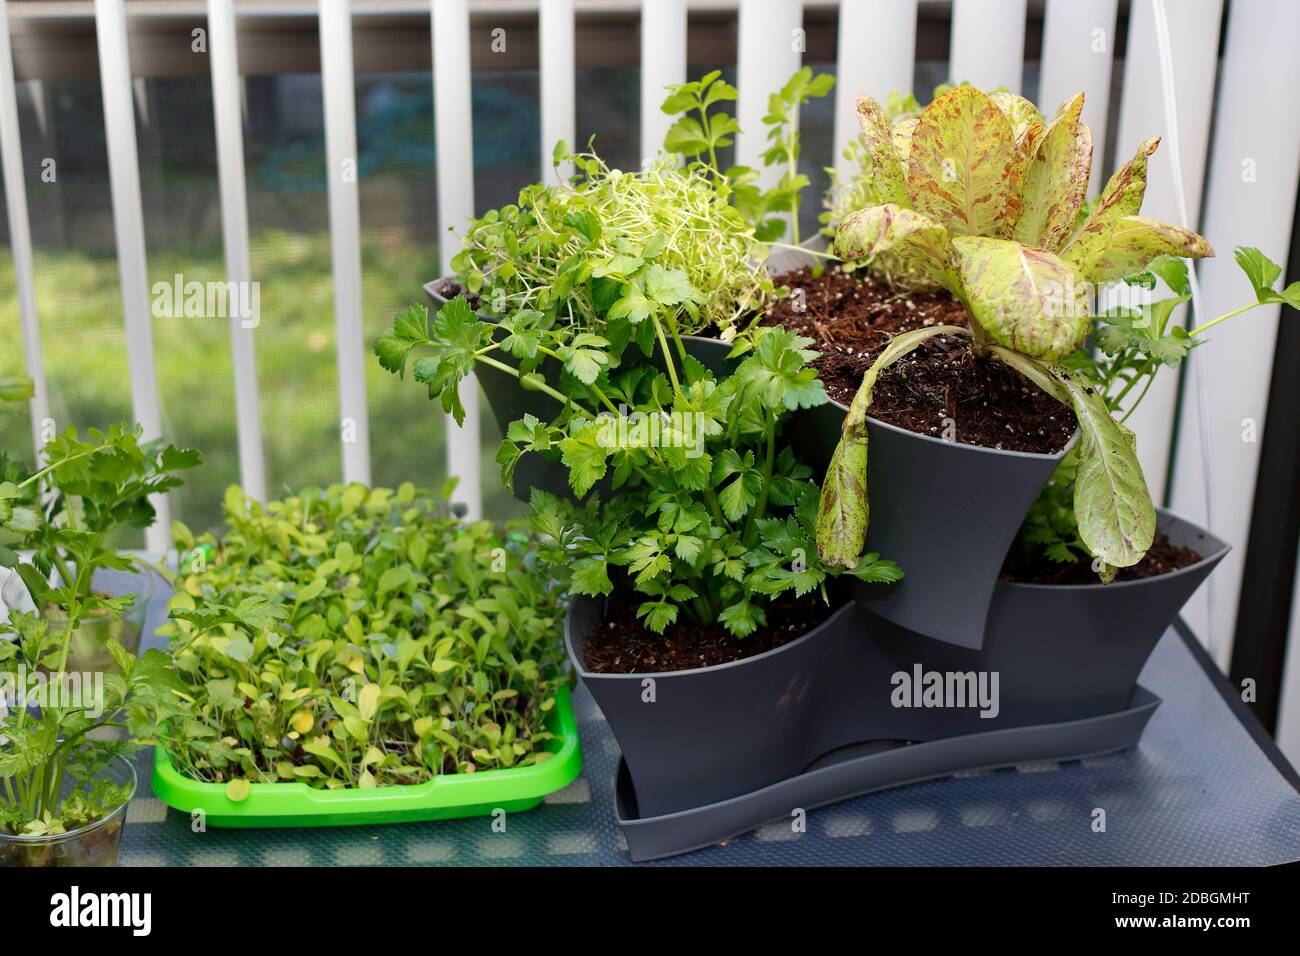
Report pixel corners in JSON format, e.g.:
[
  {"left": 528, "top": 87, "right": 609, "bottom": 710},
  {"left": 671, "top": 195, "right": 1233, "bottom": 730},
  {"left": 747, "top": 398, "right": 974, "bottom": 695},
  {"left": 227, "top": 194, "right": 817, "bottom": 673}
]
[
  {"left": 423, "top": 274, "right": 1230, "bottom": 860},
  {"left": 572, "top": 510, "right": 1226, "bottom": 859}
]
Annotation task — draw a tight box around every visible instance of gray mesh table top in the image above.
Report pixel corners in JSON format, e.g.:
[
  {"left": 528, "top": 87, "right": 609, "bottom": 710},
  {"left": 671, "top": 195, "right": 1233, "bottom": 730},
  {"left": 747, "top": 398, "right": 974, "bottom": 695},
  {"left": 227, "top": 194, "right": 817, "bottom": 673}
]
[{"left": 122, "top": 575, "right": 1300, "bottom": 867}]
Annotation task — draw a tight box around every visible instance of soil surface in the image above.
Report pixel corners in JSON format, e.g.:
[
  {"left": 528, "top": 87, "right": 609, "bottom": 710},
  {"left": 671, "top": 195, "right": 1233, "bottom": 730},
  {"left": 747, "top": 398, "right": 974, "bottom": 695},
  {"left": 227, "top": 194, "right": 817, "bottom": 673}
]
[
  {"left": 430, "top": 276, "right": 482, "bottom": 311},
  {"left": 1002, "top": 532, "right": 1203, "bottom": 585},
  {"left": 763, "top": 266, "right": 1077, "bottom": 455},
  {"left": 582, "top": 590, "right": 834, "bottom": 673}
]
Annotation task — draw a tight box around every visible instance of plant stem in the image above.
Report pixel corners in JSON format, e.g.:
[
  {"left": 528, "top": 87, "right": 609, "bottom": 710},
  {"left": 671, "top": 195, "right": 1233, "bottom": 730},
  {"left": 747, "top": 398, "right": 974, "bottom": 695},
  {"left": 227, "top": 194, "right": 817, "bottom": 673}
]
[
  {"left": 787, "top": 127, "right": 801, "bottom": 247},
  {"left": 697, "top": 105, "right": 720, "bottom": 180},
  {"left": 1110, "top": 356, "right": 1155, "bottom": 411},
  {"left": 767, "top": 241, "right": 841, "bottom": 262},
  {"left": 663, "top": 311, "right": 689, "bottom": 364},
  {"left": 1189, "top": 301, "right": 1260, "bottom": 338},
  {"left": 1119, "top": 371, "right": 1160, "bottom": 425},
  {"left": 13, "top": 449, "right": 93, "bottom": 492},
  {"left": 652, "top": 317, "right": 683, "bottom": 395},
  {"left": 475, "top": 355, "right": 573, "bottom": 408},
  {"left": 744, "top": 416, "right": 777, "bottom": 545}
]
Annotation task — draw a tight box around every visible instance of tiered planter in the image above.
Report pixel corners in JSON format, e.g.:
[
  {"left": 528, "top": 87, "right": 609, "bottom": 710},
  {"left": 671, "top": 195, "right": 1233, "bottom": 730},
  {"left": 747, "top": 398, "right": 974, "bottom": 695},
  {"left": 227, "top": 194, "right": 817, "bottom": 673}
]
[
  {"left": 426, "top": 272, "right": 1229, "bottom": 861},
  {"left": 574, "top": 511, "right": 1225, "bottom": 860}
]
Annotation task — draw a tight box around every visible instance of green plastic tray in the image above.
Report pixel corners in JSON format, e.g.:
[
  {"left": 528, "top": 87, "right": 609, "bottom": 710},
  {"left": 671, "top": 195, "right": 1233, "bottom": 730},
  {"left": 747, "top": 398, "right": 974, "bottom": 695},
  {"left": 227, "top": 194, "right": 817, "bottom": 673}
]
[{"left": 151, "top": 685, "right": 583, "bottom": 828}]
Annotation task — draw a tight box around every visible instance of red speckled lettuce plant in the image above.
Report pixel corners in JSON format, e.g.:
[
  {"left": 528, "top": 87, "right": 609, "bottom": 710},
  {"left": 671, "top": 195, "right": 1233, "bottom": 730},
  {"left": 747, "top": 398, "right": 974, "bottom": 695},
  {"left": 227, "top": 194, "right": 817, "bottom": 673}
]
[{"left": 816, "top": 85, "right": 1216, "bottom": 580}]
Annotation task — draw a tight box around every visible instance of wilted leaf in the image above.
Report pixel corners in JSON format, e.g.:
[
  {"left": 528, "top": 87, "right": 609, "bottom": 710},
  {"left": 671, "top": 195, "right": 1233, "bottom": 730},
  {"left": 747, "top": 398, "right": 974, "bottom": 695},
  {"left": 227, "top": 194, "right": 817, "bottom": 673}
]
[
  {"left": 1063, "top": 376, "right": 1155, "bottom": 567},
  {"left": 992, "top": 350, "right": 1154, "bottom": 568},
  {"left": 816, "top": 325, "right": 968, "bottom": 566},
  {"left": 816, "top": 436, "right": 869, "bottom": 568}
]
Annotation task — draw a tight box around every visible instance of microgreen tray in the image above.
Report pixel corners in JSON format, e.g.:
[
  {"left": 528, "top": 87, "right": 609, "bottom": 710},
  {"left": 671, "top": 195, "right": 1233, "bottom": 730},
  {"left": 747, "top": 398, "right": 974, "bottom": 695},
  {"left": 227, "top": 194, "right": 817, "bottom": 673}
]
[{"left": 150, "top": 685, "right": 582, "bottom": 828}]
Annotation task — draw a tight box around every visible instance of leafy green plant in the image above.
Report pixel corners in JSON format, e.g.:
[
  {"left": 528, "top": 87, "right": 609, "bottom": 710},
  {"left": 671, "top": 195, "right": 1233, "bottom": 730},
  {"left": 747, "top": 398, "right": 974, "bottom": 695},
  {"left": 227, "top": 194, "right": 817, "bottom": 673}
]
[
  {"left": 0, "top": 609, "right": 178, "bottom": 839},
  {"left": 158, "top": 481, "right": 568, "bottom": 791},
  {"left": 817, "top": 86, "right": 1216, "bottom": 577},
  {"left": 662, "top": 68, "right": 834, "bottom": 247},
  {"left": 1, "top": 425, "right": 193, "bottom": 839},
  {"left": 444, "top": 68, "right": 833, "bottom": 368},
  {"left": 1013, "top": 247, "right": 1299, "bottom": 572},
  {"left": 0, "top": 424, "right": 201, "bottom": 609},
  {"left": 379, "top": 298, "right": 901, "bottom": 639}
]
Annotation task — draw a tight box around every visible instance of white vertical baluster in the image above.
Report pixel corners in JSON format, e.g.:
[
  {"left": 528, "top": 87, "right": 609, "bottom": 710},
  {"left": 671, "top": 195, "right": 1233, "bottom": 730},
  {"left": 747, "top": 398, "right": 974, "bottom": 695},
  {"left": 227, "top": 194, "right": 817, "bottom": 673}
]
[
  {"left": 831, "top": 0, "right": 916, "bottom": 184},
  {"left": 0, "top": 1, "right": 50, "bottom": 462},
  {"left": 949, "top": 0, "right": 1028, "bottom": 94},
  {"left": 207, "top": 0, "right": 266, "bottom": 502},
  {"left": 1036, "top": 0, "right": 1119, "bottom": 195},
  {"left": 432, "top": 0, "right": 481, "bottom": 520},
  {"left": 1169, "top": 0, "right": 1300, "bottom": 664},
  {"left": 94, "top": 0, "right": 170, "bottom": 551},
  {"left": 736, "top": 0, "right": 803, "bottom": 235},
  {"left": 319, "top": 0, "right": 370, "bottom": 486},
  {"left": 1111, "top": 0, "right": 1222, "bottom": 500},
  {"left": 639, "top": 0, "right": 687, "bottom": 164},
  {"left": 539, "top": 0, "right": 575, "bottom": 182}
]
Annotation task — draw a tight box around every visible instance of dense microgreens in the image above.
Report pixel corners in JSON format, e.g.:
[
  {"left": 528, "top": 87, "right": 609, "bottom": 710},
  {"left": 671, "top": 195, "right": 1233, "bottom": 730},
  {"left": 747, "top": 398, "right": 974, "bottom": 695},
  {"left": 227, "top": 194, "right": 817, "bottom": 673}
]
[
  {"left": 378, "top": 299, "right": 900, "bottom": 639},
  {"left": 451, "top": 148, "right": 770, "bottom": 346},
  {"left": 1016, "top": 246, "right": 1298, "bottom": 569},
  {"left": 159, "top": 482, "right": 567, "bottom": 793},
  {"left": 816, "top": 85, "right": 1219, "bottom": 579},
  {"left": 1, "top": 425, "right": 195, "bottom": 836}
]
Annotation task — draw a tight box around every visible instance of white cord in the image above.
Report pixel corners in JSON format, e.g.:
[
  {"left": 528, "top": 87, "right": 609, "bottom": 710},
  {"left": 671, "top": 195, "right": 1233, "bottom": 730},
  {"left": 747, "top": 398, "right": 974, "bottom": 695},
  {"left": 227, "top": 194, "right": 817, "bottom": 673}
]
[{"left": 1152, "top": 0, "right": 1217, "bottom": 663}]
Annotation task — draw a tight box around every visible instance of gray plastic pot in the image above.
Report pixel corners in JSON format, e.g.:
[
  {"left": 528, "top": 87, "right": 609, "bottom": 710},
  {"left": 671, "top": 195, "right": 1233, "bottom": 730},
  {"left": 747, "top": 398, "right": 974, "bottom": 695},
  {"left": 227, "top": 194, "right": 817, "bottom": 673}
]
[
  {"left": 763, "top": 243, "right": 1083, "bottom": 650},
  {"left": 567, "top": 596, "right": 867, "bottom": 819},
  {"left": 973, "top": 508, "right": 1228, "bottom": 721},
  {"left": 574, "top": 510, "right": 1224, "bottom": 838},
  {"left": 681, "top": 334, "right": 1080, "bottom": 653}
]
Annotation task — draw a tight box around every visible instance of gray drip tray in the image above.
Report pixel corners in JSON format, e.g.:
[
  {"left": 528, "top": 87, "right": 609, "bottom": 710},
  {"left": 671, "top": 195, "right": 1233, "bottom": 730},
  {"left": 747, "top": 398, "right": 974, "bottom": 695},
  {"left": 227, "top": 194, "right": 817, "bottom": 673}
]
[{"left": 616, "top": 687, "right": 1161, "bottom": 862}]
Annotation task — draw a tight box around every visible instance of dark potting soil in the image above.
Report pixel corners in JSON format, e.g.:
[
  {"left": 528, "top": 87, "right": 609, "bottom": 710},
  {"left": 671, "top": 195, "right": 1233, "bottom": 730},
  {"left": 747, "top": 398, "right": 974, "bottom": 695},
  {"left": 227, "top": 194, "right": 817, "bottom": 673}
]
[
  {"left": 1001, "top": 532, "right": 1204, "bottom": 585},
  {"left": 763, "top": 266, "right": 1077, "bottom": 455},
  {"left": 582, "top": 590, "right": 834, "bottom": 673},
  {"left": 430, "top": 276, "right": 482, "bottom": 312}
]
